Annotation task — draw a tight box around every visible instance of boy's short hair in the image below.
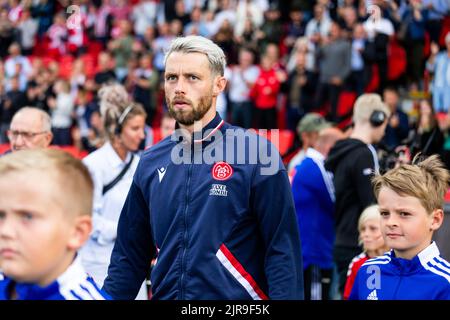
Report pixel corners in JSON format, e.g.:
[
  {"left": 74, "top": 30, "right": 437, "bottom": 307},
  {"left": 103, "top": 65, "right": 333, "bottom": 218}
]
[
  {"left": 372, "top": 155, "right": 450, "bottom": 214},
  {"left": 0, "top": 149, "right": 93, "bottom": 216},
  {"left": 358, "top": 205, "right": 380, "bottom": 232},
  {"left": 352, "top": 93, "right": 391, "bottom": 124}
]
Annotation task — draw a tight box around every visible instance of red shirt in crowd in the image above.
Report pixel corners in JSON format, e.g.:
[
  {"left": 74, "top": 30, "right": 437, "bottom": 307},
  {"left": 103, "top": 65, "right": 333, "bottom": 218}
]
[{"left": 249, "top": 67, "right": 281, "bottom": 109}]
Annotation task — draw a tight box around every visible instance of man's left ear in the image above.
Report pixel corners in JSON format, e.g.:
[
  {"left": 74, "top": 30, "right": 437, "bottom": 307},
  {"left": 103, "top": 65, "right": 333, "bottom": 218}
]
[
  {"left": 67, "top": 215, "right": 93, "bottom": 251},
  {"left": 212, "top": 76, "right": 227, "bottom": 97},
  {"left": 430, "top": 209, "right": 444, "bottom": 231}
]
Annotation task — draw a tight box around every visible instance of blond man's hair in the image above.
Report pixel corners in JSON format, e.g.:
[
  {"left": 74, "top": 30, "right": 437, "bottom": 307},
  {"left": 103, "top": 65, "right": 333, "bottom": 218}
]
[
  {"left": 372, "top": 155, "right": 450, "bottom": 214},
  {"left": 0, "top": 149, "right": 93, "bottom": 217},
  {"left": 352, "top": 93, "right": 391, "bottom": 124}
]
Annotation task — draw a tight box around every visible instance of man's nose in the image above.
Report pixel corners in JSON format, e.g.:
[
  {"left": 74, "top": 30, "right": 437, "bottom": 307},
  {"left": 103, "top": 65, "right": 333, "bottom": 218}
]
[{"left": 174, "top": 78, "right": 186, "bottom": 94}]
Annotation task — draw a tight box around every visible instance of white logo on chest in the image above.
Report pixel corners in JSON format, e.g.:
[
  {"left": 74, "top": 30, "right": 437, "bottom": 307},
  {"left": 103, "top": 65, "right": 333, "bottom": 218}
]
[{"left": 209, "top": 184, "right": 228, "bottom": 197}]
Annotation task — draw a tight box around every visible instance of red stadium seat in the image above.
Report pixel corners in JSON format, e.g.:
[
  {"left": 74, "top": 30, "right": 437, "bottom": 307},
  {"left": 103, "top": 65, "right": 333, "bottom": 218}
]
[
  {"left": 336, "top": 91, "right": 356, "bottom": 118},
  {"left": 254, "top": 129, "right": 294, "bottom": 156},
  {"left": 152, "top": 127, "right": 162, "bottom": 145},
  {"left": 0, "top": 143, "right": 10, "bottom": 154},
  {"left": 439, "top": 17, "right": 450, "bottom": 47},
  {"left": 388, "top": 39, "right": 407, "bottom": 80},
  {"left": 80, "top": 53, "right": 97, "bottom": 79},
  {"left": 58, "top": 55, "right": 75, "bottom": 80},
  {"left": 365, "top": 65, "right": 379, "bottom": 92}
]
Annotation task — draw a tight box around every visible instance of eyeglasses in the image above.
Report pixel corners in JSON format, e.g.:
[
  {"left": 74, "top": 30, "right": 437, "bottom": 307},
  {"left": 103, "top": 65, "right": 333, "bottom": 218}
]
[{"left": 7, "top": 130, "right": 48, "bottom": 140}]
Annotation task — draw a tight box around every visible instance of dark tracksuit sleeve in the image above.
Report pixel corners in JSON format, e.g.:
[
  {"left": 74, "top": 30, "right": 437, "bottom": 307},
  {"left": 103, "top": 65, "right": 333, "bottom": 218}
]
[
  {"left": 352, "top": 150, "right": 377, "bottom": 209},
  {"left": 251, "top": 163, "right": 304, "bottom": 300},
  {"left": 103, "top": 180, "right": 155, "bottom": 300}
]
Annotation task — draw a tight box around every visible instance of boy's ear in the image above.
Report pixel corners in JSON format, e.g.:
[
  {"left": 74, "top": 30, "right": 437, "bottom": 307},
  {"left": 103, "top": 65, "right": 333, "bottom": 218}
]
[
  {"left": 67, "top": 215, "right": 92, "bottom": 251},
  {"left": 212, "top": 76, "right": 227, "bottom": 97},
  {"left": 430, "top": 209, "right": 444, "bottom": 231}
]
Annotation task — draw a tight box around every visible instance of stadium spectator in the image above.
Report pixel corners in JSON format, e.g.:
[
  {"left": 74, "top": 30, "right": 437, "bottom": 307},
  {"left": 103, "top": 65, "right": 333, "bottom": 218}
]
[
  {"left": 288, "top": 113, "right": 331, "bottom": 173},
  {"left": 79, "top": 83, "right": 147, "bottom": 299},
  {"left": 315, "top": 21, "right": 352, "bottom": 122},
  {"left": 325, "top": 93, "right": 390, "bottom": 297},
  {"left": 343, "top": 204, "right": 389, "bottom": 300},
  {"left": 426, "top": 33, "right": 450, "bottom": 113},
  {"left": 381, "top": 87, "right": 410, "bottom": 150},
  {"left": 6, "top": 107, "right": 53, "bottom": 152},
  {"left": 292, "top": 126, "right": 344, "bottom": 300},
  {"left": 409, "top": 98, "right": 444, "bottom": 158},
  {"left": 228, "top": 47, "right": 259, "bottom": 129},
  {"left": 47, "top": 79, "right": 74, "bottom": 146}
]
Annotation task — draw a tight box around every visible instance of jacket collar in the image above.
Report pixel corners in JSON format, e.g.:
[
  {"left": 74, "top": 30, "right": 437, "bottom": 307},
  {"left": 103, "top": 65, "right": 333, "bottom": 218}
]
[
  {"left": 173, "top": 112, "right": 226, "bottom": 148},
  {"left": 2, "top": 255, "right": 86, "bottom": 300},
  {"left": 104, "top": 141, "right": 133, "bottom": 169},
  {"left": 389, "top": 242, "right": 440, "bottom": 274},
  {"left": 305, "top": 147, "right": 325, "bottom": 162}
]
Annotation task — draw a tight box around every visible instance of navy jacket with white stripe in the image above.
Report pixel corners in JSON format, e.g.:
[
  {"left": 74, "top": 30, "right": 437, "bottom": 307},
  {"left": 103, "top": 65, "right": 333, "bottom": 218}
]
[
  {"left": 349, "top": 242, "right": 450, "bottom": 300},
  {"left": 0, "top": 256, "right": 110, "bottom": 300},
  {"left": 103, "top": 113, "right": 304, "bottom": 300}
]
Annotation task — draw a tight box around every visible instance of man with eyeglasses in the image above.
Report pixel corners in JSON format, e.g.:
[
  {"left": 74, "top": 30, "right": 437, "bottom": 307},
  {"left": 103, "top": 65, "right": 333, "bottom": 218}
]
[{"left": 6, "top": 107, "right": 53, "bottom": 153}]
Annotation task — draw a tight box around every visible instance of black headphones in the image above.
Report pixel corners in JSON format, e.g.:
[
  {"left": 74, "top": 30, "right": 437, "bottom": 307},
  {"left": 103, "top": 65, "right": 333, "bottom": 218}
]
[
  {"left": 369, "top": 110, "right": 387, "bottom": 127},
  {"left": 115, "top": 104, "right": 134, "bottom": 135}
]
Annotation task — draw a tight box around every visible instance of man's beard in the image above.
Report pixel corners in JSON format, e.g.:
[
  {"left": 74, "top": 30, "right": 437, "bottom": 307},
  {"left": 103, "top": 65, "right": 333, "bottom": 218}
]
[{"left": 167, "top": 94, "right": 213, "bottom": 126}]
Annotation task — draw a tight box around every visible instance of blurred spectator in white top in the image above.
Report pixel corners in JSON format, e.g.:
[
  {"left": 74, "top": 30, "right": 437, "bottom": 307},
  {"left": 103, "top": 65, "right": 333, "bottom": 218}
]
[
  {"left": 48, "top": 79, "right": 74, "bottom": 146},
  {"left": 131, "top": 0, "right": 158, "bottom": 37},
  {"left": 426, "top": 33, "right": 450, "bottom": 113},
  {"left": 234, "top": 0, "right": 264, "bottom": 41},
  {"left": 4, "top": 42, "right": 32, "bottom": 80},
  {"left": 17, "top": 8, "right": 38, "bottom": 56}
]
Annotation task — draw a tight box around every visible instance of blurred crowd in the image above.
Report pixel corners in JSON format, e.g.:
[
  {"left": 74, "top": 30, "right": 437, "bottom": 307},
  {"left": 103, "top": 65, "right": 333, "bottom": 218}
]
[{"left": 0, "top": 0, "right": 449, "bottom": 166}]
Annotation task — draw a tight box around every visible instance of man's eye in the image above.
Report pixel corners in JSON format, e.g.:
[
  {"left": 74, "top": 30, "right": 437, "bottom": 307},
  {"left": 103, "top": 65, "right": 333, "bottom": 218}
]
[
  {"left": 21, "top": 212, "right": 34, "bottom": 220},
  {"left": 399, "top": 212, "right": 410, "bottom": 217},
  {"left": 380, "top": 211, "right": 389, "bottom": 217},
  {"left": 166, "top": 75, "right": 176, "bottom": 81},
  {"left": 189, "top": 75, "right": 198, "bottom": 80}
]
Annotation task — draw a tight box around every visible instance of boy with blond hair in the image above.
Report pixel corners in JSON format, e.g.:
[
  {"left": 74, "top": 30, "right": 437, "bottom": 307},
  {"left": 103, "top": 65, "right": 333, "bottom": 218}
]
[
  {"left": 0, "top": 149, "right": 110, "bottom": 300},
  {"left": 349, "top": 155, "right": 450, "bottom": 300}
]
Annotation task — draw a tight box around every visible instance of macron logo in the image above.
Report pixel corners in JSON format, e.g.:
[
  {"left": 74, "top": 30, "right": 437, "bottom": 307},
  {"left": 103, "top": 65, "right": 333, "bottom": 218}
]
[
  {"left": 157, "top": 167, "right": 167, "bottom": 182},
  {"left": 367, "top": 290, "right": 378, "bottom": 300}
]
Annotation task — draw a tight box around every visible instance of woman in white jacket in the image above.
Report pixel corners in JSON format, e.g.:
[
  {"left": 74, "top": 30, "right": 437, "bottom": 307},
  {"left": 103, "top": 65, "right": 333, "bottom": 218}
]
[{"left": 80, "top": 83, "right": 148, "bottom": 299}]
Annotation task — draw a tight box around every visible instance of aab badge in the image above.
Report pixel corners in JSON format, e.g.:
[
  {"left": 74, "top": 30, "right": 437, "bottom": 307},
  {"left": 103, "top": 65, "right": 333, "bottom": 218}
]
[{"left": 212, "top": 161, "right": 233, "bottom": 181}]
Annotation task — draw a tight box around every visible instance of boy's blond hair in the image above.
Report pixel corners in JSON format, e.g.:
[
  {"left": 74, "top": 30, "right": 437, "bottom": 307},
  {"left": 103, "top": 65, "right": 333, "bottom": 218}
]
[
  {"left": 352, "top": 93, "right": 391, "bottom": 124},
  {"left": 358, "top": 205, "right": 381, "bottom": 246},
  {"left": 0, "top": 149, "right": 93, "bottom": 216},
  {"left": 372, "top": 154, "right": 450, "bottom": 214},
  {"left": 358, "top": 205, "right": 380, "bottom": 231}
]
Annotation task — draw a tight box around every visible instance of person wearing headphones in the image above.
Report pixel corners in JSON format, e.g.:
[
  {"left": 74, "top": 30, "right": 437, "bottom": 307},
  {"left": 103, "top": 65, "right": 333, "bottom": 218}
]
[
  {"left": 78, "top": 83, "right": 148, "bottom": 299},
  {"left": 324, "top": 93, "right": 390, "bottom": 298}
]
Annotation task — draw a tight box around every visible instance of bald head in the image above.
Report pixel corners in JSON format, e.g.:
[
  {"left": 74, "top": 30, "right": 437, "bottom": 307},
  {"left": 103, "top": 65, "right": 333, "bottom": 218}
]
[
  {"left": 9, "top": 107, "right": 53, "bottom": 152},
  {"left": 315, "top": 127, "right": 345, "bottom": 157}
]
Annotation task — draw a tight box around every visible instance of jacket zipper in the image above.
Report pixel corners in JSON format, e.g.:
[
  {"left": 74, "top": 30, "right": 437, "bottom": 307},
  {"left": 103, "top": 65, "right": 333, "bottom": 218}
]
[
  {"left": 179, "top": 147, "right": 193, "bottom": 299},
  {"left": 393, "top": 273, "right": 402, "bottom": 299}
]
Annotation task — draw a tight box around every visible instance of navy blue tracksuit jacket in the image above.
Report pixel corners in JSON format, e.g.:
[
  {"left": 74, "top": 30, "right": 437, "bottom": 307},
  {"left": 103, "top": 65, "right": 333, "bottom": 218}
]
[{"left": 103, "top": 113, "right": 304, "bottom": 300}]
